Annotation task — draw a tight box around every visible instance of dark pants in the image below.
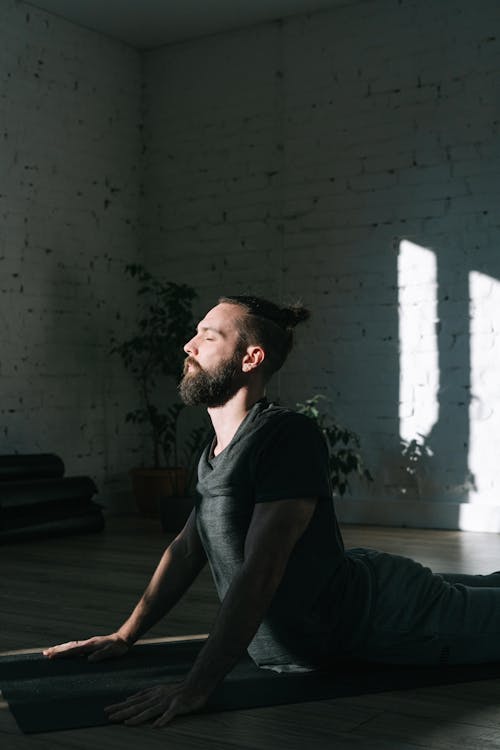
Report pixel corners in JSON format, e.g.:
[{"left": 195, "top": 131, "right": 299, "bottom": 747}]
[{"left": 347, "top": 549, "right": 500, "bottom": 665}]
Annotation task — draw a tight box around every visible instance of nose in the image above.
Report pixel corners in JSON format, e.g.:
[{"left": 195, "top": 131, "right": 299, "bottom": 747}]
[{"left": 184, "top": 335, "right": 198, "bottom": 355}]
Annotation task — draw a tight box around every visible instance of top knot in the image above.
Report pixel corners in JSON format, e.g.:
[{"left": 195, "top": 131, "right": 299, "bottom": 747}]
[{"left": 280, "top": 303, "right": 310, "bottom": 329}]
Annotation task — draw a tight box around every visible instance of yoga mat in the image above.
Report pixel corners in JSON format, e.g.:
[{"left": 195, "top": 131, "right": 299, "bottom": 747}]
[
  {"left": 0, "top": 506, "right": 104, "bottom": 543},
  {"left": 0, "top": 454, "right": 65, "bottom": 482},
  {"left": 1, "top": 498, "right": 102, "bottom": 527},
  {"left": 0, "top": 476, "right": 97, "bottom": 509},
  {"left": 3, "top": 639, "right": 500, "bottom": 734}
]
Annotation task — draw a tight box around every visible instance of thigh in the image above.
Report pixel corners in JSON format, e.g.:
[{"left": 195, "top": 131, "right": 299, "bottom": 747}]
[{"left": 351, "top": 551, "right": 500, "bottom": 665}]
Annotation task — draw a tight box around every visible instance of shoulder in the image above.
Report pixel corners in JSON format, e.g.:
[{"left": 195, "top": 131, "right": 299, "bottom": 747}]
[
  {"left": 251, "top": 403, "right": 332, "bottom": 502},
  {"left": 251, "top": 402, "right": 326, "bottom": 449}
]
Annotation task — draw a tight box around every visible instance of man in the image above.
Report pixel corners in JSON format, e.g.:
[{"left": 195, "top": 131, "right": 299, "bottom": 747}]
[{"left": 44, "top": 295, "right": 500, "bottom": 728}]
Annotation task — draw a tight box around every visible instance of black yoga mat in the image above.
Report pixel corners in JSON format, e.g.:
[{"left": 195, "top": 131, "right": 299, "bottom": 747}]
[
  {"left": 0, "top": 454, "right": 65, "bottom": 481},
  {"left": 0, "top": 476, "right": 97, "bottom": 509},
  {"left": 3, "top": 639, "right": 500, "bottom": 734},
  {"left": 0, "top": 506, "right": 104, "bottom": 542}
]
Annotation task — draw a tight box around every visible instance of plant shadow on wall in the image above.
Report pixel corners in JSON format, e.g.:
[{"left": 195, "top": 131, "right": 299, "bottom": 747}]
[
  {"left": 295, "top": 395, "right": 372, "bottom": 498},
  {"left": 396, "top": 237, "right": 500, "bottom": 514},
  {"left": 111, "top": 265, "right": 209, "bottom": 532},
  {"left": 399, "top": 433, "right": 476, "bottom": 503}
]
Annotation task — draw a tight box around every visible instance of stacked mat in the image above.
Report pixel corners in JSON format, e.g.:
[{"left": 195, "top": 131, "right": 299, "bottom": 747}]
[{"left": 0, "top": 454, "right": 104, "bottom": 543}]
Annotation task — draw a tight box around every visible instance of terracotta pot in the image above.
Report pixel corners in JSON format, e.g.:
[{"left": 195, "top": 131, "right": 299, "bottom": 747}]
[{"left": 129, "top": 468, "right": 191, "bottom": 530}]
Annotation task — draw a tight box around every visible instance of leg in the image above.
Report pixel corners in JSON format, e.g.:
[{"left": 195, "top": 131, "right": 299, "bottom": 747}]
[
  {"left": 438, "top": 571, "right": 500, "bottom": 587},
  {"left": 349, "top": 550, "right": 500, "bottom": 666}
]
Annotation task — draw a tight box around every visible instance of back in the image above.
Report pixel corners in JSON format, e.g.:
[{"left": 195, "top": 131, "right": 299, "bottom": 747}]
[{"left": 195, "top": 399, "right": 371, "bottom": 671}]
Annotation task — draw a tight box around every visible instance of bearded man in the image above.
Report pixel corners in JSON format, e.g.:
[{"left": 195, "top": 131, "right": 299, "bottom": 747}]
[{"left": 44, "top": 296, "right": 500, "bottom": 728}]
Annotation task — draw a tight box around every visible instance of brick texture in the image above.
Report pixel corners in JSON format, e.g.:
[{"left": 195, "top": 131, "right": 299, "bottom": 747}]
[
  {"left": 0, "top": 0, "right": 142, "bottom": 510},
  {"left": 143, "top": 0, "right": 500, "bottom": 530},
  {"left": 2, "top": 0, "right": 500, "bottom": 528}
]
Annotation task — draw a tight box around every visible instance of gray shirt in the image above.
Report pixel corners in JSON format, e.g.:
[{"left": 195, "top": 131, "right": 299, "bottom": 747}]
[{"left": 195, "top": 399, "right": 371, "bottom": 672}]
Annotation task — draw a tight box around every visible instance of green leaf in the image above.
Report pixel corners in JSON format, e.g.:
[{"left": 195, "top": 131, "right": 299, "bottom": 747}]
[
  {"left": 111, "top": 265, "right": 199, "bottom": 466},
  {"left": 296, "top": 394, "right": 372, "bottom": 495}
]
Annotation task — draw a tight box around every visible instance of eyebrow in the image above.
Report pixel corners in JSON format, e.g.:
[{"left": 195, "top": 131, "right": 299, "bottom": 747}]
[{"left": 197, "top": 325, "right": 225, "bottom": 337}]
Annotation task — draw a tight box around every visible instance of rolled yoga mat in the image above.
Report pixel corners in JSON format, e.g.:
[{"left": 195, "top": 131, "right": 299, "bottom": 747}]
[
  {"left": 3, "top": 638, "right": 500, "bottom": 734},
  {"left": 0, "top": 476, "right": 97, "bottom": 509},
  {"left": 0, "top": 504, "right": 105, "bottom": 542},
  {"left": 0, "top": 454, "right": 65, "bottom": 482},
  {"left": 0, "top": 475, "right": 103, "bottom": 542}
]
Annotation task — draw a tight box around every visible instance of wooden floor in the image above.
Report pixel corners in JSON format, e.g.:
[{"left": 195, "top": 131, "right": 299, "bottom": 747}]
[{"left": 2, "top": 516, "right": 500, "bottom": 749}]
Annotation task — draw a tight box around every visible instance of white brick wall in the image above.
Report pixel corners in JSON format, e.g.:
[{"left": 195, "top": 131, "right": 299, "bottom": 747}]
[
  {"left": 142, "top": 20, "right": 287, "bottom": 309},
  {"left": 143, "top": 0, "right": 500, "bottom": 530},
  {"left": 2, "top": 0, "right": 499, "bottom": 529},
  {"left": 0, "top": 0, "right": 142, "bottom": 511}
]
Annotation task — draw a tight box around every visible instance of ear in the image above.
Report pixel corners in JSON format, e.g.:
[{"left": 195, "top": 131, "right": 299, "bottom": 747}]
[{"left": 241, "top": 345, "right": 265, "bottom": 373}]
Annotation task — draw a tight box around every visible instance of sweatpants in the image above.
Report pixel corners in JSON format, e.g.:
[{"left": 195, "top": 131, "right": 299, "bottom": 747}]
[{"left": 346, "top": 548, "right": 500, "bottom": 666}]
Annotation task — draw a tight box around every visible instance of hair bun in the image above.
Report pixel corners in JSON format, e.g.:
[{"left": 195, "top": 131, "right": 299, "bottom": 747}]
[{"left": 281, "top": 303, "right": 310, "bottom": 329}]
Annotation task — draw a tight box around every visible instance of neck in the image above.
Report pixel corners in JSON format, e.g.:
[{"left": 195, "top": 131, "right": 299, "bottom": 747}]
[{"left": 208, "top": 384, "right": 266, "bottom": 456}]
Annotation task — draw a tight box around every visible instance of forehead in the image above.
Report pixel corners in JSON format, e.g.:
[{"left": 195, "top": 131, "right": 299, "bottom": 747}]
[{"left": 199, "top": 302, "right": 244, "bottom": 333}]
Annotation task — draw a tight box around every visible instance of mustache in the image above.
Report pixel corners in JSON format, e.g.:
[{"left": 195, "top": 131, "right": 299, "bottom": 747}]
[{"left": 183, "top": 356, "right": 203, "bottom": 374}]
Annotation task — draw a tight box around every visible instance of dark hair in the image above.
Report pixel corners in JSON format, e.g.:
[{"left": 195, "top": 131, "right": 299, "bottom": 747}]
[{"left": 218, "top": 295, "right": 310, "bottom": 381}]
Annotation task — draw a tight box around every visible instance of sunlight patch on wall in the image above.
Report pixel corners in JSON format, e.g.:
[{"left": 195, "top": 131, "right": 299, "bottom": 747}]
[
  {"left": 398, "top": 240, "right": 439, "bottom": 444},
  {"left": 468, "top": 270, "right": 500, "bottom": 505}
]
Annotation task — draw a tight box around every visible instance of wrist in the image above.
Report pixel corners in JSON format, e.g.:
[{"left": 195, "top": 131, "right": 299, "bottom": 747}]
[
  {"left": 181, "top": 675, "right": 214, "bottom": 703},
  {"left": 183, "top": 662, "right": 222, "bottom": 699},
  {"left": 115, "top": 628, "right": 136, "bottom": 647}
]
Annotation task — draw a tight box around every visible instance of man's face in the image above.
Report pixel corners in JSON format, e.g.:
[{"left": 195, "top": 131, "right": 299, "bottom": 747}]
[{"left": 179, "top": 303, "right": 246, "bottom": 407}]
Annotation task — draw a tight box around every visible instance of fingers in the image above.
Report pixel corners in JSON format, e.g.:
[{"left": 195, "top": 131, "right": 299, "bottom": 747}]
[
  {"left": 105, "top": 686, "right": 182, "bottom": 727},
  {"left": 105, "top": 688, "right": 158, "bottom": 713},
  {"left": 106, "top": 695, "right": 159, "bottom": 725},
  {"left": 43, "top": 639, "right": 95, "bottom": 659},
  {"left": 43, "top": 636, "right": 127, "bottom": 661},
  {"left": 124, "top": 706, "right": 162, "bottom": 727},
  {"left": 127, "top": 687, "right": 161, "bottom": 702},
  {"left": 153, "top": 695, "right": 196, "bottom": 728},
  {"left": 104, "top": 683, "right": 201, "bottom": 729},
  {"left": 153, "top": 705, "right": 180, "bottom": 728}
]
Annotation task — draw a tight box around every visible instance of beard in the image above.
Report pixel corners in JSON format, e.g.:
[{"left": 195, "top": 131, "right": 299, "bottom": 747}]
[{"left": 178, "top": 351, "right": 245, "bottom": 407}]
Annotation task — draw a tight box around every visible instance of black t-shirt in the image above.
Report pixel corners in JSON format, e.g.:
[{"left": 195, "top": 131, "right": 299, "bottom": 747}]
[{"left": 195, "top": 399, "right": 371, "bottom": 671}]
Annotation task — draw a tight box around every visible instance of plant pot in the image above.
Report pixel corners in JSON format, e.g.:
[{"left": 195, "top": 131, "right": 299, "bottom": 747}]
[{"left": 129, "top": 468, "right": 191, "bottom": 528}]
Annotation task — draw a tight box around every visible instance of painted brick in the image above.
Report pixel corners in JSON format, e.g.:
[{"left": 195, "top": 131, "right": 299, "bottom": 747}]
[
  {"left": 0, "top": 0, "right": 142, "bottom": 512},
  {"left": 143, "top": 0, "right": 500, "bottom": 530},
  {"left": 2, "top": 0, "right": 500, "bottom": 530}
]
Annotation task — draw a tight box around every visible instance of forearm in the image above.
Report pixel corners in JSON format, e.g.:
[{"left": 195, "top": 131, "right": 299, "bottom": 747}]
[
  {"left": 183, "top": 562, "right": 279, "bottom": 696},
  {"left": 117, "top": 536, "right": 207, "bottom": 645}
]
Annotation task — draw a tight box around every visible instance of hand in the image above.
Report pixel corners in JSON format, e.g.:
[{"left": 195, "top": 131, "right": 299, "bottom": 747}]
[
  {"left": 105, "top": 682, "right": 208, "bottom": 728},
  {"left": 42, "top": 633, "right": 130, "bottom": 662}
]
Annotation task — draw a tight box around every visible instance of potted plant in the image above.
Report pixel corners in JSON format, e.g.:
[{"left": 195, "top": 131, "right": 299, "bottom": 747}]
[
  {"left": 112, "top": 264, "right": 208, "bottom": 530},
  {"left": 295, "top": 395, "right": 372, "bottom": 496}
]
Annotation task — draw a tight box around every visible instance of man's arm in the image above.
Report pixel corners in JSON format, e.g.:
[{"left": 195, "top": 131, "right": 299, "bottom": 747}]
[
  {"left": 106, "top": 497, "right": 317, "bottom": 725},
  {"left": 43, "top": 509, "right": 207, "bottom": 661}
]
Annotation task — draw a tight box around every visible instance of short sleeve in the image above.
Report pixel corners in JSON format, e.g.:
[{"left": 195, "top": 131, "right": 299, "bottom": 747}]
[{"left": 254, "top": 414, "right": 331, "bottom": 503}]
